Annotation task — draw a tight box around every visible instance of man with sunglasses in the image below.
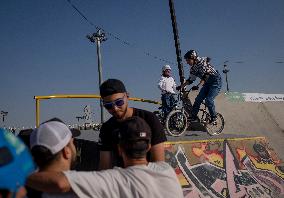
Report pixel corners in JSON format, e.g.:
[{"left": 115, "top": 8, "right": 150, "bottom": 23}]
[{"left": 98, "top": 79, "right": 167, "bottom": 170}]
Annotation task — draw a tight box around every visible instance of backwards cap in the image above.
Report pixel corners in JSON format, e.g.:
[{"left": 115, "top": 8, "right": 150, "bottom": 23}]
[
  {"left": 30, "top": 118, "right": 80, "bottom": 154},
  {"left": 118, "top": 116, "right": 151, "bottom": 144},
  {"left": 100, "top": 79, "right": 127, "bottom": 97},
  {"left": 0, "top": 128, "right": 35, "bottom": 192}
]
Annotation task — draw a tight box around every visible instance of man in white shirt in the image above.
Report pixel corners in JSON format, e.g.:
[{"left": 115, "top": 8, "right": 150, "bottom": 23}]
[
  {"left": 27, "top": 116, "right": 184, "bottom": 198},
  {"left": 28, "top": 118, "right": 80, "bottom": 198},
  {"left": 158, "top": 65, "right": 177, "bottom": 118}
]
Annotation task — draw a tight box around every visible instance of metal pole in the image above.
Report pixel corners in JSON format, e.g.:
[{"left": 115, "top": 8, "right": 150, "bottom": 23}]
[
  {"left": 35, "top": 99, "right": 40, "bottom": 127},
  {"left": 168, "top": 0, "right": 185, "bottom": 84},
  {"left": 222, "top": 62, "right": 230, "bottom": 92},
  {"left": 87, "top": 29, "right": 107, "bottom": 123},
  {"left": 225, "top": 73, "right": 229, "bottom": 92},
  {"left": 96, "top": 31, "right": 104, "bottom": 123}
]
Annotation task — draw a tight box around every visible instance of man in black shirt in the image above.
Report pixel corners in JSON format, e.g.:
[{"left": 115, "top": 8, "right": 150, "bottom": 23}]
[{"left": 98, "top": 79, "right": 167, "bottom": 169}]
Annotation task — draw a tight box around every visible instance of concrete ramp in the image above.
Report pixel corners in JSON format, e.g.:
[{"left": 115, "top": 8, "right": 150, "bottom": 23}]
[
  {"left": 187, "top": 92, "right": 284, "bottom": 160},
  {"left": 165, "top": 137, "right": 284, "bottom": 198}
]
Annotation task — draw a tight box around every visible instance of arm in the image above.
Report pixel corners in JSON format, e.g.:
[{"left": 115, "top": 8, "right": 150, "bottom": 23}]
[
  {"left": 158, "top": 77, "right": 164, "bottom": 91},
  {"left": 179, "top": 79, "right": 192, "bottom": 90},
  {"left": 197, "top": 79, "right": 205, "bottom": 87},
  {"left": 27, "top": 172, "right": 71, "bottom": 193},
  {"left": 150, "top": 142, "right": 165, "bottom": 161},
  {"left": 98, "top": 151, "right": 113, "bottom": 170}
]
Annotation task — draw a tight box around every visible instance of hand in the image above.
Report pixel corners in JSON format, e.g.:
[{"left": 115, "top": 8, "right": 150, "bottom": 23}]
[
  {"left": 192, "top": 86, "right": 199, "bottom": 91},
  {"left": 176, "top": 86, "right": 181, "bottom": 91}
]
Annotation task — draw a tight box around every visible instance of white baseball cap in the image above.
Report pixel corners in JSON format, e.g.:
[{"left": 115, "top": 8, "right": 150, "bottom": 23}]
[
  {"left": 30, "top": 119, "right": 80, "bottom": 154},
  {"left": 162, "top": 65, "right": 171, "bottom": 71}
]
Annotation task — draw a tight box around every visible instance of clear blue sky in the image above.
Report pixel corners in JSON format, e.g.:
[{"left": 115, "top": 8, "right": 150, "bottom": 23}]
[{"left": 1, "top": 0, "right": 283, "bottom": 128}]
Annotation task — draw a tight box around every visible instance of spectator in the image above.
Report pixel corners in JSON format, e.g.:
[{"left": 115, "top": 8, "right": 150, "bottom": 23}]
[
  {"left": 29, "top": 118, "right": 81, "bottom": 198},
  {"left": 158, "top": 65, "right": 177, "bottom": 118},
  {"left": 27, "top": 117, "right": 184, "bottom": 198},
  {"left": 0, "top": 128, "right": 35, "bottom": 198},
  {"left": 98, "top": 79, "right": 167, "bottom": 170}
]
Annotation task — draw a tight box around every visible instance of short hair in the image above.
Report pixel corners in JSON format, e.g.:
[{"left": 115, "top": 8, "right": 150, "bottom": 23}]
[
  {"left": 100, "top": 79, "right": 127, "bottom": 97},
  {"left": 31, "top": 145, "right": 61, "bottom": 169},
  {"left": 0, "top": 189, "right": 9, "bottom": 198},
  {"left": 120, "top": 140, "right": 149, "bottom": 159}
]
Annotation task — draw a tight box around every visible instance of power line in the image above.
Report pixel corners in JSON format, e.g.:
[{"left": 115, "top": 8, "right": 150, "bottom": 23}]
[{"left": 66, "top": 0, "right": 176, "bottom": 65}]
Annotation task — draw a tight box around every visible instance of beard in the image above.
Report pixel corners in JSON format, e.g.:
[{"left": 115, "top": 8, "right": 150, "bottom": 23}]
[
  {"left": 112, "top": 105, "right": 128, "bottom": 120},
  {"left": 70, "top": 148, "right": 78, "bottom": 170},
  {"left": 70, "top": 157, "right": 78, "bottom": 170}
]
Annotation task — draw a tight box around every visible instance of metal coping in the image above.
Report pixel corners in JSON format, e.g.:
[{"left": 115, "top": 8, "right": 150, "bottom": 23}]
[
  {"left": 34, "top": 94, "right": 161, "bottom": 127},
  {"left": 165, "top": 136, "right": 266, "bottom": 144}
]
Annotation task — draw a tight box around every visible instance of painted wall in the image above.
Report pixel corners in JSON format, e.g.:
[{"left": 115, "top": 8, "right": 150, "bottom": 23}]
[{"left": 165, "top": 137, "right": 284, "bottom": 198}]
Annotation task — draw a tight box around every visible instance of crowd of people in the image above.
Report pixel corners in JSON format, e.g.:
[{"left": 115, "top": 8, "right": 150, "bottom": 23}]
[{"left": 0, "top": 49, "right": 222, "bottom": 198}]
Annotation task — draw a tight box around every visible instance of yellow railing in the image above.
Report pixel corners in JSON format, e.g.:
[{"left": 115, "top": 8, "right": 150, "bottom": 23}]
[{"left": 34, "top": 94, "right": 161, "bottom": 127}]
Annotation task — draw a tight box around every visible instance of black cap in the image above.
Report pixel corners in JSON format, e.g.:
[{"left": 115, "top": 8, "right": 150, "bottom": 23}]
[
  {"left": 118, "top": 116, "right": 151, "bottom": 144},
  {"left": 100, "top": 79, "right": 127, "bottom": 97}
]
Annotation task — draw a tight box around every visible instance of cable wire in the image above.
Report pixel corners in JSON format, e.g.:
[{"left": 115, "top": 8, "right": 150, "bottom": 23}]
[{"left": 66, "top": 0, "right": 176, "bottom": 65}]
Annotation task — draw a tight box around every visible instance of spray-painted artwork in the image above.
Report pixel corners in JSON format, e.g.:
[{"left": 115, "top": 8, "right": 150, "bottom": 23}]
[{"left": 165, "top": 137, "right": 284, "bottom": 198}]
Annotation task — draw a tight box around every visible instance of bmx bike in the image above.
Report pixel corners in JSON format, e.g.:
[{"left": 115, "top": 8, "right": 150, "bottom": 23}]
[{"left": 162, "top": 88, "right": 225, "bottom": 137}]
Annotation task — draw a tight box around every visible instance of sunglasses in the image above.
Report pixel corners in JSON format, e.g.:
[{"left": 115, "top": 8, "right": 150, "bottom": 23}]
[{"left": 103, "top": 96, "right": 125, "bottom": 110}]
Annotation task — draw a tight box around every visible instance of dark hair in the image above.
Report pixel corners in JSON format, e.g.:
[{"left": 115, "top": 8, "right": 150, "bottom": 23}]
[
  {"left": 31, "top": 145, "right": 60, "bottom": 169},
  {"left": 100, "top": 79, "right": 127, "bottom": 97},
  {"left": 0, "top": 189, "right": 9, "bottom": 198},
  {"left": 120, "top": 140, "right": 149, "bottom": 159},
  {"left": 184, "top": 49, "right": 198, "bottom": 59}
]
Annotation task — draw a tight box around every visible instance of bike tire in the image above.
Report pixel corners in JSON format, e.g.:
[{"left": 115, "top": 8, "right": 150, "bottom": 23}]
[
  {"left": 202, "top": 112, "right": 225, "bottom": 136},
  {"left": 165, "top": 109, "right": 188, "bottom": 137}
]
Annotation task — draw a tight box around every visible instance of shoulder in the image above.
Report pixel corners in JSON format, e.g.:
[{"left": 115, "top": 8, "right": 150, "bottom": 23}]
[
  {"left": 134, "top": 108, "right": 158, "bottom": 120},
  {"left": 100, "top": 117, "right": 116, "bottom": 132}
]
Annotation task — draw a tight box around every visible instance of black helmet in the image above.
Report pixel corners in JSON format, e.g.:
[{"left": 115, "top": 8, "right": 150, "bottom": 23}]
[{"left": 184, "top": 50, "right": 198, "bottom": 59}]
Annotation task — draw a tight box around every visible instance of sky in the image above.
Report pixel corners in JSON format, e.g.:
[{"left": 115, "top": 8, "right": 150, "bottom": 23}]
[{"left": 0, "top": 0, "right": 283, "bottom": 128}]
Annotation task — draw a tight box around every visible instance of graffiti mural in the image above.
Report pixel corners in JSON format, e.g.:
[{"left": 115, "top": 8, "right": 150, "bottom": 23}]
[{"left": 165, "top": 137, "right": 284, "bottom": 198}]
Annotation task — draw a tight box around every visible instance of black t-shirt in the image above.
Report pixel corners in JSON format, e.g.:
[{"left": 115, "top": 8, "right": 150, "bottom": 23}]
[{"left": 98, "top": 108, "right": 167, "bottom": 167}]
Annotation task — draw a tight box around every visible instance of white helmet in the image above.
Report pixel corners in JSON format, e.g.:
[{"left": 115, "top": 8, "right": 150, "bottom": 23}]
[{"left": 162, "top": 65, "right": 171, "bottom": 72}]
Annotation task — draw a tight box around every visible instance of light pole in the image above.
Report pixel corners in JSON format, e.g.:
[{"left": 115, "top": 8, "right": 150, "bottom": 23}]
[
  {"left": 1, "top": 111, "right": 8, "bottom": 127},
  {"left": 87, "top": 29, "right": 107, "bottom": 123},
  {"left": 168, "top": 0, "right": 185, "bottom": 85},
  {"left": 222, "top": 61, "right": 230, "bottom": 92}
]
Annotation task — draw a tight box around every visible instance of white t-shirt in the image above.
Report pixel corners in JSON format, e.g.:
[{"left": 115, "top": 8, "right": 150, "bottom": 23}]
[
  {"left": 64, "top": 162, "right": 183, "bottom": 198},
  {"left": 158, "top": 76, "right": 176, "bottom": 94}
]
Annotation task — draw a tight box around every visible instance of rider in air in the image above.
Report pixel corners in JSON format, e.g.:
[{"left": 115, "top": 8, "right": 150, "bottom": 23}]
[{"left": 177, "top": 49, "right": 222, "bottom": 124}]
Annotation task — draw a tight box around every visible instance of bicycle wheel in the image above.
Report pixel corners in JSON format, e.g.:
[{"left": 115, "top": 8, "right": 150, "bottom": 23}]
[
  {"left": 202, "top": 112, "right": 225, "bottom": 136},
  {"left": 165, "top": 109, "right": 188, "bottom": 137}
]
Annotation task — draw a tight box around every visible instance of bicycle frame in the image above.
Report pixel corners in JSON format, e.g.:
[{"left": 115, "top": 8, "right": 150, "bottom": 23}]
[{"left": 164, "top": 87, "right": 224, "bottom": 136}]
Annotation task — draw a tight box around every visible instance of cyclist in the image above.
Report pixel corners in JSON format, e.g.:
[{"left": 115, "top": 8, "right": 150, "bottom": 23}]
[
  {"left": 158, "top": 65, "right": 177, "bottom": 118},
  {"left": 177, "top": 49, "right": 222, "bottom": 123}
]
